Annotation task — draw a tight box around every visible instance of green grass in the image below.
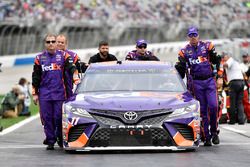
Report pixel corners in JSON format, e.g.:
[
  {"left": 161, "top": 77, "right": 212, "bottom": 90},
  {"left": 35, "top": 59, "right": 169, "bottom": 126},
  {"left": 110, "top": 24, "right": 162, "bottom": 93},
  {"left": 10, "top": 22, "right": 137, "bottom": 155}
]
[{"left": 0, "top": 95, "right": 39, "bottom": 130}]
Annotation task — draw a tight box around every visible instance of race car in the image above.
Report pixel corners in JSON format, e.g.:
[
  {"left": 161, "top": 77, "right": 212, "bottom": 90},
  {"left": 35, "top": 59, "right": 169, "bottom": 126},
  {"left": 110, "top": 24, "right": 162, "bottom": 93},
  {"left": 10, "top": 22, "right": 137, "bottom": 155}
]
[{"left": 62, "top": 61, "right": 200, "bottom": 151}]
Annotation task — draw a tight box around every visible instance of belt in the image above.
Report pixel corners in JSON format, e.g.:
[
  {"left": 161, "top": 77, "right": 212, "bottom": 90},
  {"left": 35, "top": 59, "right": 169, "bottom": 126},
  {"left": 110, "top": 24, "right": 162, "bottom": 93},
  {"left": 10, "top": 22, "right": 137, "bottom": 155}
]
[
  {"left": 230, "top": 79, "right": 244, "bottom": 82},
  {"left": 192, "top": 74, "right": 213, "bottom": 80}
]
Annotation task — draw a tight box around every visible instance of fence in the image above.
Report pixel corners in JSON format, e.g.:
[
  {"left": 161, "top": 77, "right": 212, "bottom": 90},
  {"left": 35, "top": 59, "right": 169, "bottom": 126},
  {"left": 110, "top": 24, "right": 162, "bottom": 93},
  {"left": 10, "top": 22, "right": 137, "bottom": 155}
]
[{"left": 0, "top": 20, "right": 249, "bottom": 56}]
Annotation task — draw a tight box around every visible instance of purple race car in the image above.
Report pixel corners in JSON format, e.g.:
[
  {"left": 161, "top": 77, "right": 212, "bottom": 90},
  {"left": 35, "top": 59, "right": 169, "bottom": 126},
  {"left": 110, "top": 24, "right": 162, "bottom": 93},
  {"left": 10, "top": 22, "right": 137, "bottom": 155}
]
[{"left": 62, "top": 61, "right": 200, "bottom": 151}]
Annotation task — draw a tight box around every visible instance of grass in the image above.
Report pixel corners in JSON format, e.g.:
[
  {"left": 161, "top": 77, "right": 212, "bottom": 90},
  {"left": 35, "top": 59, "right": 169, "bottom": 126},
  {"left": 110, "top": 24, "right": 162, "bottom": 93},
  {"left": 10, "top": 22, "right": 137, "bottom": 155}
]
[{"left": 0, "top": 95, "right": 39, "bottom": 130}]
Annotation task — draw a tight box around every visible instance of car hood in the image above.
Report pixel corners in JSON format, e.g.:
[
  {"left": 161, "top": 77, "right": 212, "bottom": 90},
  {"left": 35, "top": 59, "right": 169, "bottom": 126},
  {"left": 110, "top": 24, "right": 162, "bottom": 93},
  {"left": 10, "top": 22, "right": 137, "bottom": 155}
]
[{"left": 68, "top": 91, "right": 195, "bottom": 111}]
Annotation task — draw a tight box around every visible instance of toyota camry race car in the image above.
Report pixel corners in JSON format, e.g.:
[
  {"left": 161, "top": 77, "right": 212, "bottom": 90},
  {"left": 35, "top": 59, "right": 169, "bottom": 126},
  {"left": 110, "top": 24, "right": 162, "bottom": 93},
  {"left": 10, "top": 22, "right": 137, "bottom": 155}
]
[{"left": 62, "top": 61, "right": 200, "bottom": 151}]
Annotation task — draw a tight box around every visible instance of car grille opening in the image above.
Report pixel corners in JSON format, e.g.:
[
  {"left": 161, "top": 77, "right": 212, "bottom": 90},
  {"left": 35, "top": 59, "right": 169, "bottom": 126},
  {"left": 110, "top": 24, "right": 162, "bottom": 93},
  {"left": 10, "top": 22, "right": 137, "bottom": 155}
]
[
  {"left": 88, "top": 128, "right": 175, "bottom": 147},
  {"left": 173, "top": 124, "right": 194, "bottom": 140}
]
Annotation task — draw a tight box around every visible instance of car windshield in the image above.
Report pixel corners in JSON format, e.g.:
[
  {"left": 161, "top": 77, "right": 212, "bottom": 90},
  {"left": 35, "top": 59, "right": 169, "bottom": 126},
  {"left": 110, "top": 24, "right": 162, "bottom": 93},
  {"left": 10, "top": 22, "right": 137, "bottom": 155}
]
[{"left": 77, "top": 68, "right": 186, "bottom": 93}]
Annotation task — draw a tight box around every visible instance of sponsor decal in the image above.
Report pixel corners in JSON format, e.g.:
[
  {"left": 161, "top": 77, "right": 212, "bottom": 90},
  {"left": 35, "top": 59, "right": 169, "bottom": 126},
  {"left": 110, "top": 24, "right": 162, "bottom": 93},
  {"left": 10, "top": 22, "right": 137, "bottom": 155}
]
[
  {"left": 40, "top": 55, "right": 47, "bottom": 61},
  {"left": 70, "top": 117, "right": 80, "bottom": 125},
  {"left": 42, "top": 63, "right": 61, "bottom": 71},
  {"left": 56, "top": 54, "right": 62, "bottom": 61},
  {"left": 188, "top": 56, "right": 208, "bottom": 65},
  {"left": 187, "top": 50, "right": 193, "bottom": 55}
]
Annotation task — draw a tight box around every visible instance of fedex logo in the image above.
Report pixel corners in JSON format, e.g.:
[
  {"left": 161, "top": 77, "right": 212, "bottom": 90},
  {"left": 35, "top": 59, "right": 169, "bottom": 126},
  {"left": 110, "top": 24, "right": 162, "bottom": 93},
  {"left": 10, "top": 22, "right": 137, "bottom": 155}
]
[
  {"left": 189, "top": 56, "right": 208, "bottom": 65},
  {"left": 42, "top": 63, "right": 61, "bottom": 71}
]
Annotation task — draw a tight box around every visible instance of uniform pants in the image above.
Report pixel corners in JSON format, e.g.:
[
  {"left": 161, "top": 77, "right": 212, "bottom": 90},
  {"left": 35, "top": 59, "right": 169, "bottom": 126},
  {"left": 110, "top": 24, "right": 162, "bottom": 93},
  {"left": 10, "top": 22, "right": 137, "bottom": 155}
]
[
  {"left": 228, "top": 80, "right": 245, "bottom": 124},
  {"left": 192, "top": 77, "right": 218, "bottom": 140},
  {"left": 39, "top": 100, "right": 64, "bottom": 145}
]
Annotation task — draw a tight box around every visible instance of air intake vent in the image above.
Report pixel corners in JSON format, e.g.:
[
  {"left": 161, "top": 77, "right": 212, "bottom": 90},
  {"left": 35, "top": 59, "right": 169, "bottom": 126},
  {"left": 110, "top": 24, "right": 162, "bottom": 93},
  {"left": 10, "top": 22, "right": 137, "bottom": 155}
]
[
  {"left": 173, "top": 124, "right": 194, "bottom": 140},
  {"left": 68, "top": 124, "right": 89, "bottom": 142}
]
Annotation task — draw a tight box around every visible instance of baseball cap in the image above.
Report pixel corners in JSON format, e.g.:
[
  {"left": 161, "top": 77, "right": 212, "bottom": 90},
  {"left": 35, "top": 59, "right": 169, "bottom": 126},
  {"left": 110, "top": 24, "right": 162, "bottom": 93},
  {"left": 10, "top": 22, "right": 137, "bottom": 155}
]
[
  {"left": 187, "top": 26, "right": 198, "bottom": 36},
  {"left": 136, "top": 39, "right": 147, "bottom": 47}
]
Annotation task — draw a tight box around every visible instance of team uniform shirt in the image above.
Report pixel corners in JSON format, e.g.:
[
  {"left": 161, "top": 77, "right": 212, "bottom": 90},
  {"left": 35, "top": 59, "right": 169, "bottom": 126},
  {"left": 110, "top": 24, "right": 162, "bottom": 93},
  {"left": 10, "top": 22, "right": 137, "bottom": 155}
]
[
  {"left": 178, "top": 41, "right": 215, "bottom": 79},
  {"left": 32, "top": 50, "right": 76, "bottom": 100},
  {"left": 88, "top": 53, "right": 117, "bottom": 64},
  {"left": 225, "top": 57, "right": 244, "bottom": 82},
  {"left": 125, "top": 50, "right": 159, "bottom": 61}
]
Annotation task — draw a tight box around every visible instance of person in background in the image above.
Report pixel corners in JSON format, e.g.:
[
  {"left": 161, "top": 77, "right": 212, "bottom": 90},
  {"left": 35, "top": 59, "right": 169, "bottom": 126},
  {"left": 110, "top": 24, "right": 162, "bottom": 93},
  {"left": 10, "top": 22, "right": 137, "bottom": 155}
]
[
  {"left": 222, "top": 52, "right": 245, "bottom": 125},
  {"left": 88, "top": 41, "right": 117, "bottom": 64},
  {"left": 175, "top": 26, "right": 221, "bottom": 146},
  {"left": 125, "top": 39, "right": 159, "bottom": 61},
  {"left": 56, "top": 34, "right": 87, "bottom": 97},
  {"left": 32, "top": 34, "right": 79, "bottom": 150},
  {"left": 18, "top": 77, "right": 31, "bottom": 116},
  {"left": 1, "top": 85, "right": 25, "bottom": 118},
  {"left": 239, "top": 52, "right": 250, "bottom": 123}
]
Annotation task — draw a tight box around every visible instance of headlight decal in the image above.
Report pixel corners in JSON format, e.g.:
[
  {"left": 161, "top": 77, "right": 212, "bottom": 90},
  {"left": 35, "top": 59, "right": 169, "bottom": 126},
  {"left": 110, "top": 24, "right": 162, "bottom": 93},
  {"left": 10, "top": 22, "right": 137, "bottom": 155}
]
[
  {"left": 169, "top": 104, "right": 197, "bottom": 118},
  {"left": 64, "top": 104, "right": 93, "bottom": 118}
]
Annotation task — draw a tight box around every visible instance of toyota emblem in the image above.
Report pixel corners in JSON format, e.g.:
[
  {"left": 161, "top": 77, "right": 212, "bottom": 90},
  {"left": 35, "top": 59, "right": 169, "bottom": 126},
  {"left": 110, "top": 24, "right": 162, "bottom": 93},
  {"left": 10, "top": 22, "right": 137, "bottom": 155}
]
[{"left": 123, "top": 111, "right": 138, "bottom": 121}]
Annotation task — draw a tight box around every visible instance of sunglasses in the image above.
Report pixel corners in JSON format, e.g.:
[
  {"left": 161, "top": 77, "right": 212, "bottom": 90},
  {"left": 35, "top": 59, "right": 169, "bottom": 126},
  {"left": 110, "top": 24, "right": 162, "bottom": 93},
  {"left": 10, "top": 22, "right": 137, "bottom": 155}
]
[
  {"left": 45, "top": 40, "right": 56, "bottom": 44},
  {"left": 188, "top": 33, "right": 198, "bottom": 38},
  {"left": 138, "top": 45, "right": 147, "bottom": 49}
]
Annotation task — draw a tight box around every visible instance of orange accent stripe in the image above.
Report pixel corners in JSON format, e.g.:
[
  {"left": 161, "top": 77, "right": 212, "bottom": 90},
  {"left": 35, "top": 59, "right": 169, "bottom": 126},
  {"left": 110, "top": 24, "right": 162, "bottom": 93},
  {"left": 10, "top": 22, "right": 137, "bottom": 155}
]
[
  {"left": 208, "top": 42, "right": 214, "bottom": 51},
  {"left": 73, "top": 55, "right": 79, "bottom": 64},
  {"left": 188, "top": 120, "right": 200, "bottom": 140},
  {"left": 64, "top": 52, "right": 70, "bottom": 60},
  {"left": 188, "top": 120, "right": 196, "bottom": 139},
  {"left": 65, "top": 123, "right": 73, "bottom": 141},
  {"left": 68, "top": 133, "right": 88, "bottom": 148},
  {"left": 173, "top": 132, "right": 194, "bottom": 146},
  {"left": 34, "top": 58, "right": 40, "bottom": 65},
  {"left": 178, "top": 50, "right": 185, "bottom": 58}
]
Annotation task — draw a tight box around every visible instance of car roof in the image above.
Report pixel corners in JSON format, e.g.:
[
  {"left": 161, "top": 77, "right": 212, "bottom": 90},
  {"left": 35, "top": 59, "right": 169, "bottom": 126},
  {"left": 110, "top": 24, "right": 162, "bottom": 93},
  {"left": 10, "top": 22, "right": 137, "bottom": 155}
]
[{"left": 88, "top": 61, "right": 173, "bottom": 70}]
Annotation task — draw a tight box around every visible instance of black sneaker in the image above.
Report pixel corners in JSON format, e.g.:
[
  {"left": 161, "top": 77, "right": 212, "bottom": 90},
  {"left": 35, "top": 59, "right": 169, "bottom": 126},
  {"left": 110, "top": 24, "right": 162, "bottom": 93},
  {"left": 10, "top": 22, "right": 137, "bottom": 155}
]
[
  {"left": 212, "top": 135, "right": 220, "bottom": 145},
  {"left": 204, "top": 139, "right": 212, "bottom": 146},
  {"left": 46, "top": 144, "right": 54, "bottom": 150},
  {"left": 57, "top": 138, "right": 63, "bottom": 148}
]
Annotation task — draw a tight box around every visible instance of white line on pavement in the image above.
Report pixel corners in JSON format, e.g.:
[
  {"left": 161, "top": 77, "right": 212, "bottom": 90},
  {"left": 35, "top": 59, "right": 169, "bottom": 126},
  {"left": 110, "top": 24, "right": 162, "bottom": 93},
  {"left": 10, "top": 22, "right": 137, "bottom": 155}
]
[
  {"left": 0, "top": 114, "right": 39, "bottom": 136},
  {"left": 221, "top": 126, "right": 247, "bottom": 134},
  {"left": 0, "top": 145, "right": 45, "bottom": 149}
]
